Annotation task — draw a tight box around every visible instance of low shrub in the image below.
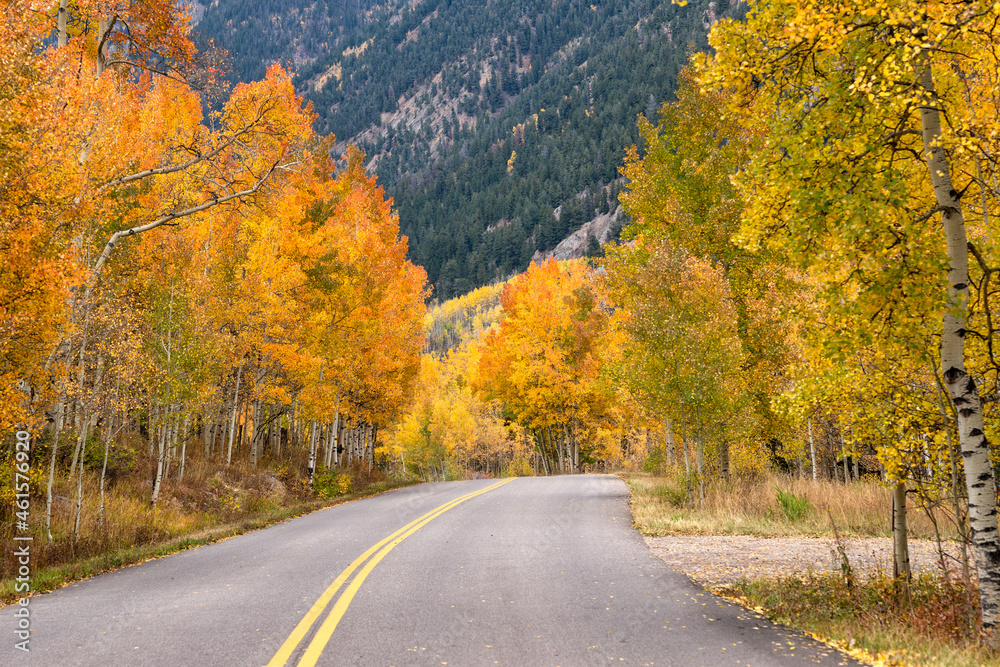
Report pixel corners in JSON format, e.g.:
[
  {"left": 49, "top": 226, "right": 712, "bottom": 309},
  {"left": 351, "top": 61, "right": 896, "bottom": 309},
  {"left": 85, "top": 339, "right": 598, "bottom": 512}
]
[
  {"left": 313, "top": 471, "right": 352, "bottom": 499},
  {"left": 775, "top": 487, "right": 811, "bottom": 522},
  {"left": 656, "top": 483, "right": 687, "bottom": 507}
]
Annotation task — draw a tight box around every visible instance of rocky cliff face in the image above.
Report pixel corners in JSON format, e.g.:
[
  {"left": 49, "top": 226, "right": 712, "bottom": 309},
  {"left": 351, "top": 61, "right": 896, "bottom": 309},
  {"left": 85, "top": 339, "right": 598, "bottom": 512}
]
[{"left": 531, "top": 206, "right": 622, "bottom": 264}]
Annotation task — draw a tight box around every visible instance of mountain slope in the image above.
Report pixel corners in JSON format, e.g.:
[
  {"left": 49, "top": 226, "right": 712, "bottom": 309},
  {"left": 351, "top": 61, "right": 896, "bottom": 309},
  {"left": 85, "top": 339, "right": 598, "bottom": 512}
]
[
  {"left": 193, "top": 0, "right": 743, "bottom": 298},
  {"left": 192, "top": 0, "right": 382, "bottom": 85}
]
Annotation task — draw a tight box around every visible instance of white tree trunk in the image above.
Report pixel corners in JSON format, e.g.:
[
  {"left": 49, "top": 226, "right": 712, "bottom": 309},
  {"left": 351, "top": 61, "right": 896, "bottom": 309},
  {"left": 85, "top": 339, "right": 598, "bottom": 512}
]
[
  {"left": 98, "top": 416, "right": 111, "bottom": 529},
  {"left": 202, "top": 414, "right": 211, "bottom": 459},
  {"left": 327, "top": 394, "right": 340, "bottom": 468},
  {"left": 164, "top": 405, "right": 177, "bottom": 481},
  {"left": 99, "top": 385, "right": 120, "bottom": 530},
  {"left": 572, "top": 424, "right": 579, "bottom": 471},
  {"left": 567, "top": 428, "right": 573, "bottom": 472},
  {"left": 239, "top": 396, "right": 250, "bottom": 457},
  {"left": 808, "top": 418, "right": 817, "bottom": 481},
  {"left": 918, "top": 58, "right": 1000, "bottom": 634},
  {"left": 57, "top": 0, "right": 67, "bottom": 47},
  {"left": 325, "top": 423, "right": 334, "bottom": 469},
  {"left": 308, "top": 420, "right": 318, "bottom": 490},
  {"left": 95, "top": 19, "right": 107, "bottom": 77},
  {"left": 892, "top": 481, "right": 911, "bottom": 586},
  {"left": 333, "top": 418, "right": 341, "bottom": 466},
  {"left": 839, "top": 430, "right": 849, "bottom": 483},
  {"left": 680, "top": 408, "right": 693, "bottom": 506},
  {"left": 73, "top": 417, "right": 88, "bottom": 540},
  {"left": 226, "top": 363, "right": 243, "bottom": 466},
  {"left": 148, "top": 403, "right": 156, "bottom": 456},
  {"left": 664, "top": 418, "right": 674, "bottom": 467},
  {"left": 178, "top": 411, "right": 189, "bottom": 480},
  {"left": 71, "top": 410, "right": 96, "bottom": 538},
  {"left": 551, "top": 426, "right": 562, "bottom": 474},
  {"left": 69, "top": 410, "right": 88, "bottom": 481},
  {"left": 53, "top": 389, "right": 66, "bottom": 438},
  {"left": 45, "top": 421, "right": 63, "bottom": 542},
  {"left": 151, "top": 408, "right": 167, "bottom": 506},
  {"left": 210, "top": 420, "right": 218, "bottom": 459},
  {"left": 250, "top": 398, "right": 260, "bottom": 467},
  {"left": 695, "top": 436, "right": 705, "bottom": 507}
]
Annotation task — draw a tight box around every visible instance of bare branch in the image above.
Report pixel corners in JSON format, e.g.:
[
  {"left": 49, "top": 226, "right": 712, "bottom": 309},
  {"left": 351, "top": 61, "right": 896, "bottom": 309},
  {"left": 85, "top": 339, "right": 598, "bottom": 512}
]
[
  {"left": 84, "top": 160, "right": 281, "bottom": 302},
  {"left": 97, "top": 105, "right": 271, "bottom": 191},
  {"left": 913, "top": 205, "right": 949, "bottom": 225}
]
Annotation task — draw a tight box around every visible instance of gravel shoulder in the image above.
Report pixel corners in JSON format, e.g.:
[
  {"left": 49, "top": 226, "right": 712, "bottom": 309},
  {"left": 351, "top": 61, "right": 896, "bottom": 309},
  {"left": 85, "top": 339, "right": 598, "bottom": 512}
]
[{"left": 645, "top": 534, "right": 970, "bottom": 588}]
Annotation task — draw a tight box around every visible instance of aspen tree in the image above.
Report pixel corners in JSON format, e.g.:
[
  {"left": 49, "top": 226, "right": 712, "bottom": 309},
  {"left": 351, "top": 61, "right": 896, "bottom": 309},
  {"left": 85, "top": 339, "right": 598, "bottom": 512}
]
[
  {"left": 706, "top": 0, "right": 1000, "bottom": 634},
  {"left": 226, "top": 363, "right": 243, "bottom": 467},
  {"left": 808, "top": 419, "right": 817, "bottom": 481},
  {"left": 474, "top": 259, "right": 612, "bottom": 474},
  {"left": 619, "top": 68, "right": 791, "bottom": 450},
  {"left": 602, "top": 240, "right": 749, "bottom": 474}
]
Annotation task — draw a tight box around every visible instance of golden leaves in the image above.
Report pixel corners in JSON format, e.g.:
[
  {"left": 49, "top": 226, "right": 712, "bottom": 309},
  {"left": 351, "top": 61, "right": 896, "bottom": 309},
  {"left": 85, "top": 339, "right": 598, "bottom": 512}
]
[
  {"left": 475, "top": 259, "right": 612, "bottom": 432},
  {"left": 1, "top": 0, "right": 429, "bottom": 438}
]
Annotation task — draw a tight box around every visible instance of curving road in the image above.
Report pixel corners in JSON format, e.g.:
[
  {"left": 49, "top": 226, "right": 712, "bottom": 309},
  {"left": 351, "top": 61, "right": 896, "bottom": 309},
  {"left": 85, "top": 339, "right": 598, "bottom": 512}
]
[{"left": 4, "top": 475, "right": 862, "bottom": 666}]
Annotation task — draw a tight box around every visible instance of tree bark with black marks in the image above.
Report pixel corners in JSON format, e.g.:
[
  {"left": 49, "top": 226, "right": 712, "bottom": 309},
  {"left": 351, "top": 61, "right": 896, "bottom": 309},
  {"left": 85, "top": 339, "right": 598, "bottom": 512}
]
[{"left": 918, "top": 56, "right": 1000, "bottom": 636}]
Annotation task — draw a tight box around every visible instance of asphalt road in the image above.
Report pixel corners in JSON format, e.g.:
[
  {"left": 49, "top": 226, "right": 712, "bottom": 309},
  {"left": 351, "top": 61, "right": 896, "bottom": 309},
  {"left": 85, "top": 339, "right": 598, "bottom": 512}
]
[{"left": 4, "top": 475, "right": 862, "bottom": 666}]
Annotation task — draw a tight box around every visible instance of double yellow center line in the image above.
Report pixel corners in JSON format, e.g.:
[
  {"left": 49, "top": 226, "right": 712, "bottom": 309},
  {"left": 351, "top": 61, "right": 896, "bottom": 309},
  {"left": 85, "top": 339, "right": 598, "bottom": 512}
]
[{"left": 268, "top": 478, "right": 515, "bottom": 667}]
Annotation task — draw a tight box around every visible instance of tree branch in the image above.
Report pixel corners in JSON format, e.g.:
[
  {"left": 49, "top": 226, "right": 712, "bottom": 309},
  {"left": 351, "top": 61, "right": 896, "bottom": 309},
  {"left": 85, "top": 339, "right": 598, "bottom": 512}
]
[
  {"left": 96, "top": 107, "right": 270, "bottom": 191},
  {"left": 913, "top": 205, "right": 949, "bottom": 225},
  {"left": 84, "top": 160, "right": 280, "bottom": 302}
]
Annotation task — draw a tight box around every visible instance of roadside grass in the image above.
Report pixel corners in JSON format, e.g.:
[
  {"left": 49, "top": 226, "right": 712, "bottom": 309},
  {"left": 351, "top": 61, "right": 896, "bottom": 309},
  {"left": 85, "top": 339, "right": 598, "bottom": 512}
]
[
  {"left": 625, "top": 471, "right": 988, "bottom": 666},
  {"left": 0, "top": 452, "right": 415, "bottom": 607},
  {"left": 626, "top": 471, "right": 959, "bottom": 539},
  {"left": 721, "top": 571, "right": 996, "bottom": 667}
]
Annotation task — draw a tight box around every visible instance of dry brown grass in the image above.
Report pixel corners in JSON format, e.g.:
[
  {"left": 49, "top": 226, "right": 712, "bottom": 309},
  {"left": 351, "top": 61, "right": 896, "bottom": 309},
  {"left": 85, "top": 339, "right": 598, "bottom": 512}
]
[
  {"left": 628, "top": 471, "right": 988, "bottom": 666},
  {"left": 725, "top": 572, "right": 996, "bottom": 667},
  {"left": 627, "top": 471, "right": 961, "bottom": 539}
]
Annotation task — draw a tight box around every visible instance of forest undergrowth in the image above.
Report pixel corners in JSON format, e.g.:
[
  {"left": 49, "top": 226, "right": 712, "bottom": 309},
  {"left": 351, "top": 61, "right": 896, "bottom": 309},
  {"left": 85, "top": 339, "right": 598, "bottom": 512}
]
[{"left": 0, "top": 438, "right": 414, "bottom": 606}]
